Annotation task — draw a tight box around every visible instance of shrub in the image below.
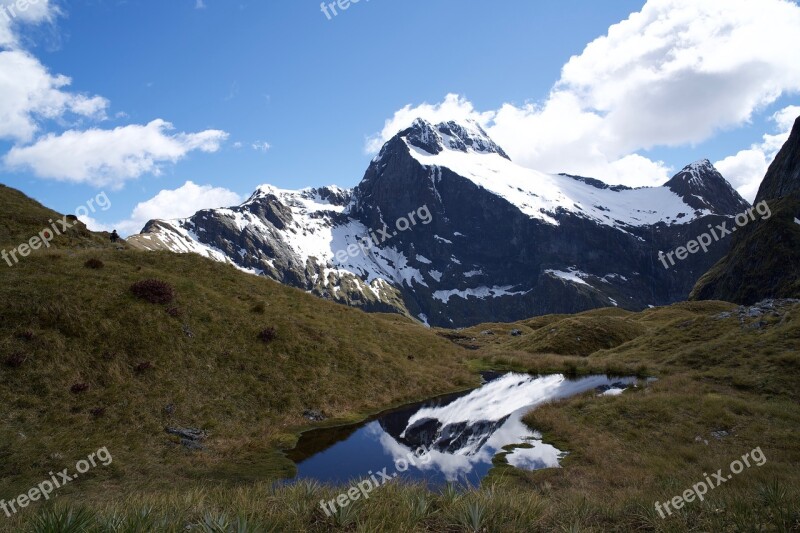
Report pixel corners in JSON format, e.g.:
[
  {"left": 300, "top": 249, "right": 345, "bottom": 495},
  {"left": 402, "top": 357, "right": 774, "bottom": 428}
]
[
  {"left": 70, "top": 383, "right": 90, "bottom": 394},
  {"left": 134, "top": 361, "right": 154, "bottom": 373},
  {"left": 130, "top": 279, "right": 175, "bottom": 304},
  {"left": 90, "top": 407, "right": 106, "bottom": 418},
  {"left": 258, "top": 327, "right": 277, "bottom": 344},
  {"left": 251, "top": 302, "right": 267, "bottom": 314},
  {"left": 84, "top": 258, "right": 104, "bottom": 269},
  {"left": 16, "top": 329, "right": 35, "bottom": 341},
  {"left": 4, "top": 353, "right": 26, "bottom": 368},
  {"left": 165, "top": 306, "right": 181, "bottom": 318}
]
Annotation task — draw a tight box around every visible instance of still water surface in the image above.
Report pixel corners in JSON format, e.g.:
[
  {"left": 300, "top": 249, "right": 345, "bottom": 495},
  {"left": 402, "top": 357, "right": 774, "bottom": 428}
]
[{"left": 286, "top": 373, "right": 638, "bottom": 487}]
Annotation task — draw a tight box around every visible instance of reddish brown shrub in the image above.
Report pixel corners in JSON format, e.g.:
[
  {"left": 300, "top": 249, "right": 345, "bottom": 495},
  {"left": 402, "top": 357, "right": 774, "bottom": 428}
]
[
  {"left": 4, "top": 353, "right": 26, "bottom": 368},
  {"left": 130, "top": 279, "right": 175, "bottom": 304},
  {"left": 134, "top": 361, "right": 154, "bottom": 373},
  {"left": 165, "top": 307, "right": 181, "bottom": 318},
  {"left": 16, "top": 330, "right": 35, "bottom": 341},
  {"left": 84, "top": 258, "right": 104, "bottom": 269},
  {"left": 258, "top": 327, "right": 277, "bottom": 344},
  {"left": 70, "top": 383, "right": 90, "bottom": 394}
]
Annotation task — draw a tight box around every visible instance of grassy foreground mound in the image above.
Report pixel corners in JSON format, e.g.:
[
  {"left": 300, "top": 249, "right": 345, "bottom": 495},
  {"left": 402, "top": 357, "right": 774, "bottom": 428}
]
[{"left": 1, "top": 184, "right": 799, "bottom": 531}]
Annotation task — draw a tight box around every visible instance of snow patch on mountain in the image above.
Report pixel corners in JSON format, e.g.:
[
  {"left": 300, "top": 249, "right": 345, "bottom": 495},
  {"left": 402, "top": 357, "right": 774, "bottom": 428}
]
[
  {"left": 404, "top": 120, "right": 711, "bottom": 230},
  {"left": 433, "top": 285, "right": 528, "bottom": 303},
  {"left": 545, "top": 268, "right": 591, "bottom": 286}
]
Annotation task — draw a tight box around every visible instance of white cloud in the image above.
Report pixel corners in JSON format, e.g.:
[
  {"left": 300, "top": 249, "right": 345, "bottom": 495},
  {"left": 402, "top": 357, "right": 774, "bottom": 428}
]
[
  {"left": 109, "top": 181, "right": 243, "bottom": 236},
  {"left": 4, "top": 119, "right": 229, "bottom": 188},
  {"left": 0, "top": 0, "right": 59, "bottom": 48},
  {"left": 76, "top": 214, "right": 110, "bottom": 233},
  {"left": 252, "top": 141, "right": 271, "bottom": 152},
  {"left": 0, "top": 1, "right": 230, "bottom": 191},
  {"left": 0, "top": 50, "right": 109, "bottom": 142},
  {"left": 195, "top": 0, "right": 207, "bottom": 9},
  {"left": 715, "top": 105, "right": 800, "bottom": 201},
  {"left": 366, "top": 0, "right": 800, "bottom": 189}
]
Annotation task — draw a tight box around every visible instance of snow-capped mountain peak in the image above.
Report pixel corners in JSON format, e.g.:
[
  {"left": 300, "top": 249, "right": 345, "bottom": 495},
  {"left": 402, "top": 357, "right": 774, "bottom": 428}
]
[
  {"left": 401, "top": 118, "right": 510, "bottom": 159},
  {"left": 129, "top": 119, "right": 751, "bottom": 327},
  {"left": 665, "top": 159, "right": 750, "bottom": 215}
]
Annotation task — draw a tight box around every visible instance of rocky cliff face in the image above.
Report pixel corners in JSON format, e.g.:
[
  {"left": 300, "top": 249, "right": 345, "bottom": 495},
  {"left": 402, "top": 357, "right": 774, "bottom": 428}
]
[
  {"left": 129, "top": 119, "right": 750, "bottom": 327},
  {"left": 756, "top": 116, "right": 800, "bottom": 203},
  {"left": 692, "top": 115, "right": 800, "bottom": 304}
]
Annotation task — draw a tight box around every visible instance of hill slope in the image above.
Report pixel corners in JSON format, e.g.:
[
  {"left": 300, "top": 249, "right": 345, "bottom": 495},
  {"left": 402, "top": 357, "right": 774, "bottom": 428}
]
[{"left": 0, "top": 184, "right": 476, "bottom": 497}]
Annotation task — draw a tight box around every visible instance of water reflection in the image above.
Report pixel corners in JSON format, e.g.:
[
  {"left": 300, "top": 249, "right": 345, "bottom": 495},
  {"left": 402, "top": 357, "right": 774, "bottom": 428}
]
[{"left": 288, "top": 373, "right": 637, "bottom": 486}]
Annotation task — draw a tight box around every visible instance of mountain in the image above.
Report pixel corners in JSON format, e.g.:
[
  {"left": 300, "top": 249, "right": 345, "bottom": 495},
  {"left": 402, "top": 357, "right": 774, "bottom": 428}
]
[
  {"left": 691, "top": 115, "right": 800, "bottom": 303},
  {"left": 129, "top": 119, "right": 749, "bottom": 327}
]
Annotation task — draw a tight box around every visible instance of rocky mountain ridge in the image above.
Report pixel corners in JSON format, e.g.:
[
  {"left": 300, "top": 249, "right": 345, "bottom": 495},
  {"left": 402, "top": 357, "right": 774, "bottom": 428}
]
[{"left": 129, "top": 119, "right": 750, "bottom": 327}]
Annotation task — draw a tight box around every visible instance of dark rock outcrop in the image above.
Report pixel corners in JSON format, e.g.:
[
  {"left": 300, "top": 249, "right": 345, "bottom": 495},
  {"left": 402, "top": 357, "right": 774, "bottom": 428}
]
[
  {"left": 692, "top": 115, "right": 800, "bottom": 304},
  {"left": 756, "top": 116, "right": 800, "bottom": 203}
]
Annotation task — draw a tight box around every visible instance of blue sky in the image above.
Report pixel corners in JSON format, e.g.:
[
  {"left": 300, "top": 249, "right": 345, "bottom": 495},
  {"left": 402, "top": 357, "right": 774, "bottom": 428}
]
[{"left": 1, "top": 0, "right": 799, "bottom": 234}]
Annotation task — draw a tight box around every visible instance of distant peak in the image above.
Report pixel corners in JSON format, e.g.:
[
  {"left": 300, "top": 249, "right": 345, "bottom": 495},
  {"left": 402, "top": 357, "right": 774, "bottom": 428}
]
[
  {"left": 666, "top": 159, "right": 749, "bottom": 215},
  {"left": 246, "top": 184, "right": 350, "bottom": 207},
  {"left": 684, "top": 159, "right": 714, "bottom": 172},
  {"left": 436, "top": 120, "right": 510, "bottom": 159},
  {"left": 400, "top": 118, "right": 510, "bottom": 160},
  {"left": 403, "top": 119, "right": 444, "bottom": 155}
]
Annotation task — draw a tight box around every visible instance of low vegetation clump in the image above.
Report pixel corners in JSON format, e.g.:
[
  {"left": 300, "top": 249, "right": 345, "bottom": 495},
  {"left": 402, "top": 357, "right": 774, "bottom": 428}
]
[
  {"left": 16, "top": 329, "right": 35, "bottom": 341},
  {"left": 134, "top": 361, "right": 154, "bottom": 373},
  {"left": 3, "top": 352, "right": 26, "bottom": 368},
  {"left": 258, "top": 326, "right": 278, "bottom": 344},
  {"left": 70, "top": 383, "right": 90, "bottom": 394},
  {"left": 84, "top": 258, "right": 105, "bottom": 269},
  {"left": 130, "top": 279, "right": 176, "bottom": 304}
]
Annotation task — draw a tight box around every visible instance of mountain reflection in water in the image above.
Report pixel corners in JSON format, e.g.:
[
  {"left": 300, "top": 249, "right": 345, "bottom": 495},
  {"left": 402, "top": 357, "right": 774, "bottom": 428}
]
[{"left": 288, "top": 373, "right": 638, "bottom": 486}]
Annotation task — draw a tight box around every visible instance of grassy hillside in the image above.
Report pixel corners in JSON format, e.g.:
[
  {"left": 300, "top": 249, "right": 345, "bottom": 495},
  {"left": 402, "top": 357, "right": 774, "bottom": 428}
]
[
  {"left": 0, "top": 184, "right": 115, "bottom": 252},
  {"left": 1, "top": 184, "right": 799, "bottom": 531},
  {"left": 0, "top": 186, "right": 478, "bottom": 520},
  {"left": 691, "top": 194, "right": 800, "bottom": 303}
]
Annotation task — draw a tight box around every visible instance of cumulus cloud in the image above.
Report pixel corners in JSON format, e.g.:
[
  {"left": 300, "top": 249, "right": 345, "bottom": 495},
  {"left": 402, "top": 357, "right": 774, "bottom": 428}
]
[
  {"left": 366, "top": 0, "right": 800, "bottom": 189},
  {"left": 0, "top": 0, "right": 59, "bottom": 48},
  {"left": 4, "top": 120, "right": 229, "bottom": 188},
  {"left": 106, "top": 181, "right": 243, "bottom": 236},
  {"left": 0, "top": 0, "right": 230, "bottom": 190},
  {"left": 252, "top": 141, "right": 271, "bottom": 152},
  {"left": 0, "top": 50, "right": 109, "bottom": 142},
  {"left": 715, "top": 105, "right": 800, "bottom": 201}
]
